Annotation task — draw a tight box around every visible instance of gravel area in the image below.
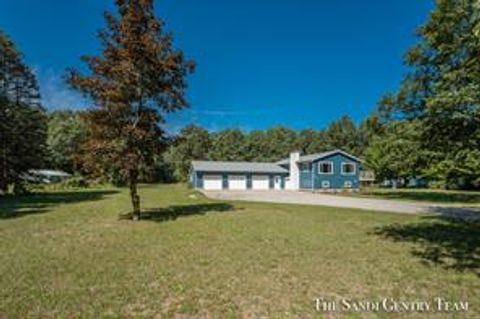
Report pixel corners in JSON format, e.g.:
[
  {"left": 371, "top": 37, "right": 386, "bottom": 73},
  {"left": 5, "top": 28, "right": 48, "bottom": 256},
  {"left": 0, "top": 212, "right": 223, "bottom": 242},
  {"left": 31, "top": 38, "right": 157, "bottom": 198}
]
[{"left": 202, "top": 190, "right": 480, "bottom": 219}]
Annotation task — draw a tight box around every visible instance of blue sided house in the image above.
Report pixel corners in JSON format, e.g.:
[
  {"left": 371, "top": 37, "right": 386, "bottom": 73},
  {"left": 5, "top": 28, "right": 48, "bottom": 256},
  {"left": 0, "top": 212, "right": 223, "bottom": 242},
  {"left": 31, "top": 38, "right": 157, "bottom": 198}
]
[{"left": 190, "top": 150, "right": 361, "bottom": 191}]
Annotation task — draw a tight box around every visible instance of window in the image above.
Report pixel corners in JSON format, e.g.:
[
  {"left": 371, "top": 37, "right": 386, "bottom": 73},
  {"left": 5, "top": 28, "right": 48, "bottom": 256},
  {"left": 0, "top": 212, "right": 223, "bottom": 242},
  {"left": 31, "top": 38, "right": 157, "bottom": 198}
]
[
  {"left": 342, "top": 162, "right": 356, "bottom": 175},
  {"left": 344, "top": 181, "right": 353, "bottom": 188},
  {"left": 318, "top": 161, "right": 333, "bottom": 174},
  {"left": 321, "top": 180, "right": 330, "bottom": 188}
]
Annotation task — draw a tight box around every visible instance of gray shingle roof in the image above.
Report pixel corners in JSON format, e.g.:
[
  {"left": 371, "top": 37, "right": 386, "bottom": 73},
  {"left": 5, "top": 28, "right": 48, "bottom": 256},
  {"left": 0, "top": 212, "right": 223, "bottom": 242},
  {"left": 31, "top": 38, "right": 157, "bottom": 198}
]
[
  {"left": 276, "top": 149, "right": 361, "bottom": 165},
  {"left": 192, "top": 161, "right": 288, "bottom": 174}
]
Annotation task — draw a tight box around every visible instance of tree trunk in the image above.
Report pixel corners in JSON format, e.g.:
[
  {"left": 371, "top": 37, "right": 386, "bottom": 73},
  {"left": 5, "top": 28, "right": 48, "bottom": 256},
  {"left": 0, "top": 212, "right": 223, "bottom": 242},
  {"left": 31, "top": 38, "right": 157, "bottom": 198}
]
[
  {"left": 1, "top": 140, "right": 7, "bottom": 194},
  {"left": 129, "top": 171, "right": 141, "bottom": 220},
  {"left": 0, "top": 180, "right": 7, "bottom": 195}
]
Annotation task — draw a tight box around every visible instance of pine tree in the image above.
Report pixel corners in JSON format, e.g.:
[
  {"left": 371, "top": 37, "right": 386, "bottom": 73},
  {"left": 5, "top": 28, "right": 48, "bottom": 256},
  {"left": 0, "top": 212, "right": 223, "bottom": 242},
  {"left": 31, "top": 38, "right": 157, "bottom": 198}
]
[
  {"left": 0, "top": 31, "right": 46, "bottom": 194},
  {"left": 66, "top": 0, "right": 194, "bottom": 218}
]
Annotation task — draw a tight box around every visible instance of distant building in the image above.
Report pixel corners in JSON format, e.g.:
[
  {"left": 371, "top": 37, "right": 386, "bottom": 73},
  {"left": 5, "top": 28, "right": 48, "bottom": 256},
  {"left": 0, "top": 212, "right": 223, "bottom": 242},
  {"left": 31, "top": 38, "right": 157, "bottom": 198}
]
[
  {"left": 407, "top": 176, "right": 430, "bottom": 188},
  {"left": 25, "top": 170, "right": 72, "bottom": 184}
]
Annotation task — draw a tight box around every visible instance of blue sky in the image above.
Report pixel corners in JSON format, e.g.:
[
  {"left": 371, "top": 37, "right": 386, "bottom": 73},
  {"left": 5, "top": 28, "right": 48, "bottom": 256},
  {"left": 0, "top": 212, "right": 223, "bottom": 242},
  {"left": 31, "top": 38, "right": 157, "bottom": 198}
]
[{"left": 0, "top": 0, "right": 433, "bottom": 132}]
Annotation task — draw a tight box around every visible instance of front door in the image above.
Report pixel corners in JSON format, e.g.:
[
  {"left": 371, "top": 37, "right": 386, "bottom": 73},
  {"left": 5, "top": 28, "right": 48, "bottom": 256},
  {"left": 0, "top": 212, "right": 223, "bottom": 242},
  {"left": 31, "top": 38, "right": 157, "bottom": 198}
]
[{"left": 274, "top": 176, "right": 282, "bottom": 190}]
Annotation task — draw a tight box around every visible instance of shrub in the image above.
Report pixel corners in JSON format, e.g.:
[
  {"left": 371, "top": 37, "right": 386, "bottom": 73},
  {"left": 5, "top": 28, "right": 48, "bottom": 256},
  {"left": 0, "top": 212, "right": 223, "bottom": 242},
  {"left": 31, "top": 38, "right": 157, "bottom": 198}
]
[{"left": 61, "top": 175, "right": 89, "bottom": 189}]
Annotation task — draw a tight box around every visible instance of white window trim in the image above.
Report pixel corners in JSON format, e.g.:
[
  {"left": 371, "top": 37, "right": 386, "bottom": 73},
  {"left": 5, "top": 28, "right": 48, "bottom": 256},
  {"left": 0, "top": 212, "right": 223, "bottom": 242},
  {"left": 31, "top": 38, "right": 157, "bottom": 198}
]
[
  {"left": 341, "top": 162, "right": 356, "bottom": 175},
  {"left": 321, "top": 180, "right": 330, "bottom": 188},
  {"left": 318, "top": 161, "right": 333, "bottom": 175},
  {"left": 344, "top": 180, "right": 353, "bottom": 188}
]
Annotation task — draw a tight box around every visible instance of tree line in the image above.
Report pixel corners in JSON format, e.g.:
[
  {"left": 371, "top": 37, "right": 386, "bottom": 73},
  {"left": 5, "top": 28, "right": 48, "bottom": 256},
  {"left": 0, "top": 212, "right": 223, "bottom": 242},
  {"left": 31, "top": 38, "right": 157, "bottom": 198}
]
[
  {"left": 41, "top": 111, "right": 380, "bottom": 181},
  {"left": 1, "top": 0, "right": 480, "bottom": 215},
  {"left": 164, "top": 116, "right": 380, "bottom": 181}
]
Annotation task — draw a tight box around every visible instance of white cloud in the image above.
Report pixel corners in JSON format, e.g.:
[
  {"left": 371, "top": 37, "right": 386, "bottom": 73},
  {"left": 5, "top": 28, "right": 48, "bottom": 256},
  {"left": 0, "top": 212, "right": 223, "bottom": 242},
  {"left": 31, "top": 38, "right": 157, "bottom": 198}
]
[{"left": 36, "top": 67, "right": 90, "bottom": 110}]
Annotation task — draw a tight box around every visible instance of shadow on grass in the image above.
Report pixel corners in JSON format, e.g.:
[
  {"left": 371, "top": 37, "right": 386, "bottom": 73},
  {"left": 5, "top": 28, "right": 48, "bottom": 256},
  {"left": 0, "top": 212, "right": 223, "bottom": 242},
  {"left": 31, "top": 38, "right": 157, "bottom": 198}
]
[
  {"left": 0, "top": 190, "right": 119, "bottom": 219},
  {"left": 362, "top": 189, "right": 480, "bottom": 204},
  {"left": 374, "top": 216, "right": 480, "bottom": 276},
  {"left": 120, "top": 203, "right": 236, "bottom": 222}
]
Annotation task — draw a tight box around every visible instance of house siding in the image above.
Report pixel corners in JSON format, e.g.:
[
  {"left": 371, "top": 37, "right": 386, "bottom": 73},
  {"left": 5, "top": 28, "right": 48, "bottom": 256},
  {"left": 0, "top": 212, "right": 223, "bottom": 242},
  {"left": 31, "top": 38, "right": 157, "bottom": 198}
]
[
  {"left": 300, "top": 153, "right": 360, "bottom": 190},
  {"left": 300, "top": 163, "right": 313, "bottom": 189}
]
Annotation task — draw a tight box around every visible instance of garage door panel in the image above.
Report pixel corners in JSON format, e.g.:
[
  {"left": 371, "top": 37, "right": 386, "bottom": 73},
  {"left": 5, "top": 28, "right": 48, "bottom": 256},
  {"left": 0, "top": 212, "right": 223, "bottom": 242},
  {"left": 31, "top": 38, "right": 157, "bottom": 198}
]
[
  {"left": 228, "top": 175, "right": 246, "bottom": 190},
  {"left": 203, "top": 175, "right": 223, "bottom": 190},
  {"left": 252, "top": 175, "right": 269, "bottom": 190}
]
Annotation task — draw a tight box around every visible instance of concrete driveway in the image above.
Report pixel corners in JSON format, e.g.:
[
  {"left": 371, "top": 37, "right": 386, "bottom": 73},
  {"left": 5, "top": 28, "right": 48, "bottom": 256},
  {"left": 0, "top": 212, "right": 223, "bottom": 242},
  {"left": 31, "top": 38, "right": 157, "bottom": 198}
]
[{"left": 202, "top": 190, "right": 480, "bottom": 219}]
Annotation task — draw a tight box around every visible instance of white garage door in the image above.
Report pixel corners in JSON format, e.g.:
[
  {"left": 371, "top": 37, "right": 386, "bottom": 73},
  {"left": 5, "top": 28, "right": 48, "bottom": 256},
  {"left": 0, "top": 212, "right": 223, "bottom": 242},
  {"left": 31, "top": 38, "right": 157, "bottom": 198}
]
[
  {"left": 228, "top": 175, "right": 247, "bottom": 190},
  {"left": 252, "top": 175, "right": 270, "bottom": 190},
  {"left": 203, "top": 175, "right": 223, "bottom": 190}
]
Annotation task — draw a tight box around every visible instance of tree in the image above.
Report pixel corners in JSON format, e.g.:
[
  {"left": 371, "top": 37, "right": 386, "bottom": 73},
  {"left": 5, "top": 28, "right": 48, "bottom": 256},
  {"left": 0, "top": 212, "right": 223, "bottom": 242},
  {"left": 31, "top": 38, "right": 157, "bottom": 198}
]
[
  {"left": 377, "top": 0, "right": 480, "bottom": 188},
  {"left": 262, "top": 126, "right": 297, "bottom": 161},
  {"left": 295, "top": 129, "right": 316, "bottom": 154},
  {"left": 46, "top": 110, "right": 87, "bottom": 173},
  {"left": 0, "top": 31, "right": 47, "bottom": 194},
  {"left": 244, "top": 130, "right": 268, "bottom": 161},
  {"left": 307, "top": 130, "right": 330, "bottom": 154},
  {"left": 164, "top": 125, "right": 210, "bottom": 181},
  {"left": 66, "top": 0, "right": 194, "bottom": 219},
  {"left": 423, "top": 148, "right": 480, "bottom": 189},
  {"left": 209, "top": 129, "right": 246, "bottom": 161},
  {"left": 364, "top": 121, "right": 425, "bottom": 186},
  {"left": 324, "top": 115, "right": 361, "bottom": 156},
  {"left": 357, "top": 114, "right": 382, "bottom": 156}
]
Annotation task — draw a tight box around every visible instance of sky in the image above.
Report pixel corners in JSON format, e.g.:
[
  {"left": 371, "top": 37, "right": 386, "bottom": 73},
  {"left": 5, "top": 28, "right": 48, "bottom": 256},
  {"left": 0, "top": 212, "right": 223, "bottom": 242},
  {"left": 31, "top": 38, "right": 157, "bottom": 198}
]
[{"left": 0, "top": 0, "right": 433, "bottom": 132}]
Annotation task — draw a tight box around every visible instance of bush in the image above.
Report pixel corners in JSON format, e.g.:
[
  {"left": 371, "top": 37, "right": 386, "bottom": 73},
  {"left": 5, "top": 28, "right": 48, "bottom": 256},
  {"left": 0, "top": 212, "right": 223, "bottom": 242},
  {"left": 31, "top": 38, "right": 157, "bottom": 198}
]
[{"left": 60, "top": 175, "right": 89, "bottom": 189}]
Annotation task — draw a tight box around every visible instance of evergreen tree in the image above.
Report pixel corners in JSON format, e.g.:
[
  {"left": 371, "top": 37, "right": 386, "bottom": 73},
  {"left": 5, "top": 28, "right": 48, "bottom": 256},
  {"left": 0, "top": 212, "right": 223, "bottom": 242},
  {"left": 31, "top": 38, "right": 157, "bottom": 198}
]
[
  {"left": 66, "top": 0, "right": 194, "bottom": 218},
  {"left": 0, "top": 31, "right": 46, "bottom": 194}
]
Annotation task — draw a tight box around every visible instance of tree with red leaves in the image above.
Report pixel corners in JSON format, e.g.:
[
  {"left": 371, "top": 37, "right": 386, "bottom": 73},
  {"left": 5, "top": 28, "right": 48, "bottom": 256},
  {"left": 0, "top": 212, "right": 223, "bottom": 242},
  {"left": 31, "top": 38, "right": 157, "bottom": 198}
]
[{"left": 66, "top": 0, "right": 194, "bottom": 219}]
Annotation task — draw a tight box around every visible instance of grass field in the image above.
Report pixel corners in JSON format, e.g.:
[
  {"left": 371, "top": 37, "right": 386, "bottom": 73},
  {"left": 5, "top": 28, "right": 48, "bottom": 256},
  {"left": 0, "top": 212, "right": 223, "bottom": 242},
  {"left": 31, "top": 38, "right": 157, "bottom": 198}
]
[
  {"left": 343, "top": 187, "right": 480, "bottom": 206},
  {"left": 1, "top": 184, "right": 479, "bottom": 318}
]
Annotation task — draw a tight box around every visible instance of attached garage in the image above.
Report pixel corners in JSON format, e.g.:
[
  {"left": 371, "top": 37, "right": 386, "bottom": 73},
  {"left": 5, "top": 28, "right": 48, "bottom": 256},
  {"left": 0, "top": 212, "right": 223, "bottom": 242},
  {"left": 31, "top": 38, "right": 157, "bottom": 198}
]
[
  {"left": 191, "top": 161, "right": 288, "bottom": 191},
  {"left": 252, "top": 175, "right": 270, "bottom": 190},
  {"left": 203, "top": 175, "right": 223, "bottom": 190},
  {"left": 228, "top": 175, "right": 247, "bottom": 190}
]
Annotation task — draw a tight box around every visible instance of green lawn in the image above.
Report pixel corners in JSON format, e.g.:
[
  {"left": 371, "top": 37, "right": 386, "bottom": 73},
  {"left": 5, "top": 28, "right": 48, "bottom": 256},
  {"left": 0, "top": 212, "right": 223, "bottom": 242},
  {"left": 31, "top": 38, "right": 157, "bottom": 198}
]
[
  {"left": 1, "top": 184, "right": 479, "bottom": 318},
  {"left": 343, "top": 187, "right": 480, "bottom": 206}
]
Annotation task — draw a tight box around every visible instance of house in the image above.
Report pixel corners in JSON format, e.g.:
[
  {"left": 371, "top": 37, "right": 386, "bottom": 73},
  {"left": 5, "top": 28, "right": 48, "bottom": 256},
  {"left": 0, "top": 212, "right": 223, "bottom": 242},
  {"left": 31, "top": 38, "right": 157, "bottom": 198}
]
[{"left": 190, "top": 149, "right": 361, "bottom": 191}]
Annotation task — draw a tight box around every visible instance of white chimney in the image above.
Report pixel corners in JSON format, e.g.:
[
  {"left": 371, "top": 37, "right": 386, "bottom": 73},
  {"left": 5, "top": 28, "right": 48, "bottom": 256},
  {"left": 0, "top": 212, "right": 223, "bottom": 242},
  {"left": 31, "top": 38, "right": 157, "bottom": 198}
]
[{"left": 289, "top": 151, "right": 300, "bottom": 190}]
